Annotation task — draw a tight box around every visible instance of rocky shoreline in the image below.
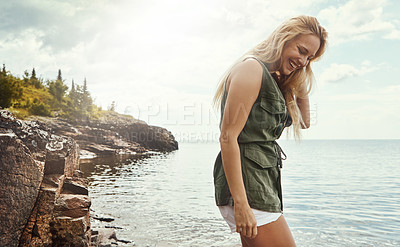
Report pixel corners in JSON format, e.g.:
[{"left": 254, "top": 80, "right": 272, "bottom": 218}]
[
  {"left": 29, "top": 110, "right": 178, "bottom": 157},
  {"left": 0, "top": 109, "right": 178, "bottom": 246}
]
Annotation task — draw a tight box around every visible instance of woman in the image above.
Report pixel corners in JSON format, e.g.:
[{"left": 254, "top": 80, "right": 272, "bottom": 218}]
[{"left": 213, "top": 16, "right": 327, "bottom": 246}]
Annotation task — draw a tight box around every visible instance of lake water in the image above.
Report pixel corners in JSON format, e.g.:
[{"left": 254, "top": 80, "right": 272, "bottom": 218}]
[{"left": 80, "top": 140, "right": 400, "bottom": 247}]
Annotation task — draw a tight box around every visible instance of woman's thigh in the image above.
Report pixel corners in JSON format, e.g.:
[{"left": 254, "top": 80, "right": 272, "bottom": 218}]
[{"left": 240, "top": 215, "right": 296, "bottom": 247}]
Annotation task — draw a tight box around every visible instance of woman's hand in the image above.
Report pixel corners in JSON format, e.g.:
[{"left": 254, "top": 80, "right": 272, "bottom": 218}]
[{"left": 234, "top": 202, "right": 258, "bottom": 239}]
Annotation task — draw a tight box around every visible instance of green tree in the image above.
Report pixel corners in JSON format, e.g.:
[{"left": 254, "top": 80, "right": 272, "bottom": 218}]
[
  {"left": 23, "top": 70, "right": 30, "bottom": 85},
  {"left": 31, "top": 68, "right": 37, "bottom": 80},
  {"left": 48, "top": 69, "right": 68, "bottom": 103},
  {"left": 69, "top": 79, "right": 76, "bottom": 102},
  {"left": 48, "top": 80, "right": 68, "bottom": 103},
  {"left": 0, "top": 73, "right": 23, "bottom": 108},
  {"left": 57, "top": 69, "right": 62, "bottom": 81},
  {"left": 30, "top": 68, "right": 42, "bottom": 88},
  {"left": 81, "top": 78, "right": 92, "bottom": 112},
  {"left": 1, "top": 64, "right": 6, "bottom": 76}
]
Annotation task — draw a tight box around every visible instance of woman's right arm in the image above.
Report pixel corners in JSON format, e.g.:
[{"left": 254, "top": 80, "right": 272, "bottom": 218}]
[
  {"left": 296, "top": 83, "right": 311, "bottom": 129},
  {"left": 219, "top": 59, "right": 263, "bottom": 239}
]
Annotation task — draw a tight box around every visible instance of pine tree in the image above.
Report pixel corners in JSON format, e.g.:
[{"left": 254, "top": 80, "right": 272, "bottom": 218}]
[
  {"left": 81, "top": 78, "right": 92, "bottom": 113},
  {"left": 70, "top": 80, "right": 76, "bottom": 95},
  {"left": 83, "top": 78, "right": 88, "bottom": 94},
  {"left": 31, "top": 68, "right": 37, "bottom": 80},
  {"left": 57, "top": 69, "right": 62, "bottom": 81},
  {"left": 30, "top": 68, "right": 42, "bottom": 88},
  {"left": 1, "top": 64, "right": 6, "bottom": 76},
  {"left": 48, "top": 69, "right": 68, "bottom": 103},
  {"left": 69, "top": 79, "right": 77, "bottom": 105},
  {"left": 48, "top": 81, "right": 68, "bottom": 102}
]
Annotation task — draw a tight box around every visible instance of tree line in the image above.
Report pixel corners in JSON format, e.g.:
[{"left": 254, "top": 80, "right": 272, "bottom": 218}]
[{"left": 0, "top": 64, "right": 104, "bottom": 121}]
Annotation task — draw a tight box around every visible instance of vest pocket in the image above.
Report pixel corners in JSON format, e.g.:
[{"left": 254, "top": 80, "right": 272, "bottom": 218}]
[
  {"left": 258, "top": 97, "right": 286, "bottom": 130},
  {"left": 242, "top": 144, "right": 280, "bottom": 206},
  {"left": 243, "top": 144, "right": 277, "bottom": 169},
  {"left": 260, "top": 97, "right": 286, "bottom": 114}
]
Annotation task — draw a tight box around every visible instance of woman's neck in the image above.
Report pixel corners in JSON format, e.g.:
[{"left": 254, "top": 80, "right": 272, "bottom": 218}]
[
  {"left": 271, "top": 71, "right": 286, "bottom": 86},
  {"left": 267, "top": 61, "right": 284, "bottom": 84}
]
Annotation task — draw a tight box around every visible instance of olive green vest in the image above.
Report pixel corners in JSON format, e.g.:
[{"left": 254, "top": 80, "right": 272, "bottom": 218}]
[{"left": 213, "top": 57, "right": 289, "bottom": 212}]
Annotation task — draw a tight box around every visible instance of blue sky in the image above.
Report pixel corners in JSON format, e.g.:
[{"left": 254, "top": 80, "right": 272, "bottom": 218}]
[{"left": 1, "top": 0, "right": 399, "bottom": 140}]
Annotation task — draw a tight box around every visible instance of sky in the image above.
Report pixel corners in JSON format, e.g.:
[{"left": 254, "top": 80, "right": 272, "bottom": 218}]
[{"left": 1, "top": 0, "right": 399, "bottom": 141}]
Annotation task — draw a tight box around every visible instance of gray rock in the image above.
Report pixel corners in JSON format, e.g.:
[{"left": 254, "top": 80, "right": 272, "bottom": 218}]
[{"left": 0, "top": 135, "right": 43, "bottom": 247}]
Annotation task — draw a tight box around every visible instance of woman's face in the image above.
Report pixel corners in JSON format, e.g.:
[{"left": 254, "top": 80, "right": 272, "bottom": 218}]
[{"left": 279, "top": 34, "right": 321, "bottom": 76}]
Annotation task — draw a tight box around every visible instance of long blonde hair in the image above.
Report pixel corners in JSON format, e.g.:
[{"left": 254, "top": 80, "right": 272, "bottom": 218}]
[{"left": 213, "top": 15, "right": 328, "bottom": 140}]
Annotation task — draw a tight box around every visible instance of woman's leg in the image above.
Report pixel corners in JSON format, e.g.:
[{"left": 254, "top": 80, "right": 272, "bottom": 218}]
[{"left": 240, "top": 215, "right": 296, "bottom": 247}]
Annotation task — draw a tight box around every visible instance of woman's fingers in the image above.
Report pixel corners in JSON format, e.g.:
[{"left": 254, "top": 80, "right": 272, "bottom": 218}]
[
  {"left": 246, "top": 224, "right": 257, "bottom": 239},
  {"left": 249, "top": 224, "right": 258, "bottom": 239},
  {"left": 253, "top": 224, "right": 258, "bottom": 238},
  {"left": 238, "top": 223, "right": 258, "bottom": 239},
  {"left": 245, "top": 225, "right": 251, "bottom": 238},
  {"left": 242, "top": 226, "right": 248, "bottom": 237}
]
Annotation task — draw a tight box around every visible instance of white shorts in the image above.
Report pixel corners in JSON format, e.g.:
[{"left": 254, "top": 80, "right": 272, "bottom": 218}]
[{"left": 218, "top": 205, "right": 282, "bottom": 233}]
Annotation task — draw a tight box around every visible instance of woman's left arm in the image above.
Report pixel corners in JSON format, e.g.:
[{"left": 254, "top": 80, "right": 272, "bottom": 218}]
[{"left": 296, "top": 95, "right": 310, "bottom": 129}]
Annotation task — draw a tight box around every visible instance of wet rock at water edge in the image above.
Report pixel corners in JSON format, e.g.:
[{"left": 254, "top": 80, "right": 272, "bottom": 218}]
[{"left": 91, "top": 228, "right": 134, "bottom": 247}]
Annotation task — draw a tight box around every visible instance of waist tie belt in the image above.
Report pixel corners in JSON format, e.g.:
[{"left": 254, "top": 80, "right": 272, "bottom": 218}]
[
  {"left": 273, "top": 141, "right": 287, "bottom": 169},
  {"left": 273, "top": 141, "right": 286, "bottom": 211}
]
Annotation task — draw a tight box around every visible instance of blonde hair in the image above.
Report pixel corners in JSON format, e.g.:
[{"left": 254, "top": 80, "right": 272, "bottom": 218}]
[{"left": 213, "top": 15, "right": 328, "bottom": 140}]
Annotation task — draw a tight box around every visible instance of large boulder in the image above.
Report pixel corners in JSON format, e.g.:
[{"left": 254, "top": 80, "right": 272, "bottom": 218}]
[
  {"left": 0, "top": 110, "right": 91, "bottom": 247},
  {"left": 0, "top": 135, "right": 43, "bottom": 247}
]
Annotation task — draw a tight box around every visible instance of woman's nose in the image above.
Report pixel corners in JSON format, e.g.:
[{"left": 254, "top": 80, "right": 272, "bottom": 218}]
[{"left": 299, "top": 56, "right": 309, "bottom": 68}]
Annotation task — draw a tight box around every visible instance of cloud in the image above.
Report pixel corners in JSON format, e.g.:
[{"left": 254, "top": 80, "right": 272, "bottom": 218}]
[
  {"left": 385, "top": 28, "right": 400, "bottom": 40},
  {"left": 319, "top": 61, "right": 375, "bottom": 83},
  {"left": 1, "top": 0, "right": 398, "bottom": 140},
  {"left": 0, "top": 0, "right": 110, "bottom": 51},
  {"left": 317, "top": 0, "right": 400, "bottom": 44}
]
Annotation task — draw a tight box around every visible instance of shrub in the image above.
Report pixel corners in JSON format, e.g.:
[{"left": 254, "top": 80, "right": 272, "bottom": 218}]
[{"left": 29, "top": 102, "right": 52, "bottom": 116}]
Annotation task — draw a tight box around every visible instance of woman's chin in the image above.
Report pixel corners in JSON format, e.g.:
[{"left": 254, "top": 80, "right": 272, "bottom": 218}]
[
  {"left": 282, "top": 70, "right": 293, "bottom": 76},
  {"left": 278, "top": 66, "right": 294, "bottom": 76}
]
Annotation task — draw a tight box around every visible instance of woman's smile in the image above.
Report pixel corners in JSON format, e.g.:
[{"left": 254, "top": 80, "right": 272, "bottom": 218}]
[{"left": 289, "top": 59, "right": 299, "bottom": 71}]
